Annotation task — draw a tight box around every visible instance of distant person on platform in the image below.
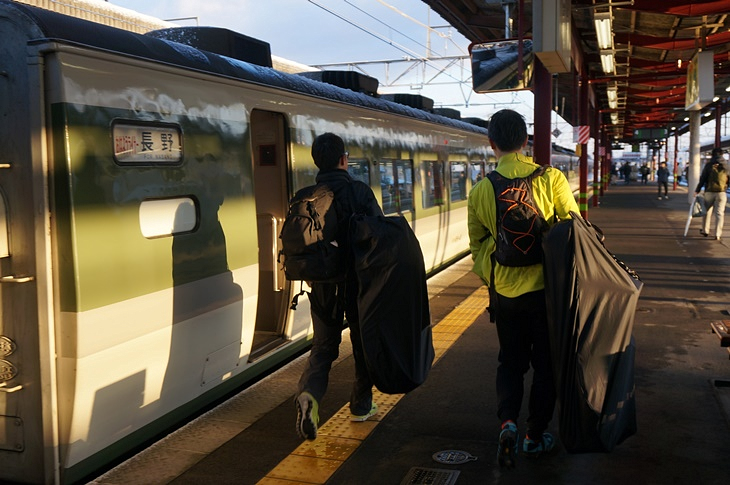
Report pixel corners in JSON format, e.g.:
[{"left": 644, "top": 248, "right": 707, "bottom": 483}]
[
  {"left": 621, "top": 162, "right": 632, "bottom": 184},
  {"left": 656, "top": 161, "right": 669, "bottom": 200},
  {"left": 640, "top": 163, "right": 650, "bottom": 184},
  {"left": 694, "top": 147, "right": 729, "bottom": 241},
  {"left": 467, "top": 109, "right": 580, "bottom": 468}
]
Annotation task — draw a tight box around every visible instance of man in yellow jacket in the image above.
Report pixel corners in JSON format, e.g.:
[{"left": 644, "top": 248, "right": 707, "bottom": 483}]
[{"left": 467, "top": 109, "right": 579, "bottom": 468}]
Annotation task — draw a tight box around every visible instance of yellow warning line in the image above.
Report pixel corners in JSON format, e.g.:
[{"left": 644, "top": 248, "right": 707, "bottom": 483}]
[{"left": 257, "top": 286, "right": 489, "bottom": 485}]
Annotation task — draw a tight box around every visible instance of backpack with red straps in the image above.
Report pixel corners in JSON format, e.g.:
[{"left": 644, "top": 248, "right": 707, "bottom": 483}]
[{"left": 487, "top": 166, "right": 550, "bottom": 267}]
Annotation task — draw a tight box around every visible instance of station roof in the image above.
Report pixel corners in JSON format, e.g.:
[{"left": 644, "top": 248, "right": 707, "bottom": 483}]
[{"left": 421, "top": 0, "right": 730, "bottom": 145}]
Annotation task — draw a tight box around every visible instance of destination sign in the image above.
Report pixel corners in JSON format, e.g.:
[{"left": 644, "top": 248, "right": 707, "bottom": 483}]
[{"left": 113, "top": 122, "right": 182, "bottom": 163}]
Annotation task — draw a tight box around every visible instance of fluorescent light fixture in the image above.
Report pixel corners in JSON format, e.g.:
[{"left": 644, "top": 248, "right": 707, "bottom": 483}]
[
  {"left": 610, "top": 112, "right": 619, "bottom": 124},
  {"left": 607, "top": 85, "right": 618, "bottom": 109},
  {"left": 594, "top": 11, "right": 613, "bottom": 50},
  {"left": 600, "top": 51, "right": 615, "bottom": 73}
]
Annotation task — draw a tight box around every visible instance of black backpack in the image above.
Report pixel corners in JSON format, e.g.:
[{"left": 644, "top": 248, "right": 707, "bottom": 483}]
[
  {"left": 487, "top": 166, "right": 550, "bottom": 267},
  {"left": 278, "top": 183, "right": 346, "bottom": 283}
]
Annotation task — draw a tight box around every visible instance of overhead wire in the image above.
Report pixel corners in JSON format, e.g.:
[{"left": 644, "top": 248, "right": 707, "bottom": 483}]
[
  {"left": 370, "top": 0, "right": 468, "bottom": 56},
  {"left": 306, "top": 0, "right": 468, "bottom": 86}
]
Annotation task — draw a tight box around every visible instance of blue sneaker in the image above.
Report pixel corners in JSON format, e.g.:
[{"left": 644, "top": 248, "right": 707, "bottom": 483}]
[
  {"left": 295, "top": 392, "right": 319, "bottom": 440},
  {"left": 497, "top": 421, "right": 518, "bottom": 468},
  {"left": 522, "top": 432, "right": 555, "bottom": 458}
]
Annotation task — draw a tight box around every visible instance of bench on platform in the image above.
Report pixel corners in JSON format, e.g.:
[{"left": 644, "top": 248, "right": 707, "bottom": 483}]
[{"left": 709, "top": 320, "right": 730, "bottom": 359}]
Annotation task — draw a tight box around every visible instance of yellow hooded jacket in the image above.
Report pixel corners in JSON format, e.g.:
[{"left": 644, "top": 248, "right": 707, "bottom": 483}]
[{"left": 467, "top": 152, "right": 580, "bottom": 298}]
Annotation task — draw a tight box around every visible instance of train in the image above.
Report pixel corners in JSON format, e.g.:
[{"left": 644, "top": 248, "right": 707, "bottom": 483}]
[{"left": 0, "top": 2, "right": 585, "bottom": 483}]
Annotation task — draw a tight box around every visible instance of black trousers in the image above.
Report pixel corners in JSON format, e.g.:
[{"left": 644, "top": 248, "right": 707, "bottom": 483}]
[
  {"left": 297, "top": 278, "right": 373, "bottom": 415},
  {"left": 493, "top": 289, "right": 555, "bottom": 438}
]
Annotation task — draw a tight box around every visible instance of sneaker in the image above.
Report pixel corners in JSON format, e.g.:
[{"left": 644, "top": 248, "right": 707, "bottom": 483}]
[
  {"left": 657, "top": 196, "right": 662, "bottom": 200},
  {"left": 497, "top": 420, "right": 518, "bottom": 468},
  {"left": 522, "top": 432, "right": 556, "bottom": 458},
  {"left": 350, "top": 402, "right": 378, "bottom": 422},
  {"left": 700, "top": 230, "right": 709, "bottom": 237},
  {"left": 665, "top": 196, "right": 669, "bottom": 199},
  {"left": 296, "top": 392, "right": 319, "bottom": 440}
]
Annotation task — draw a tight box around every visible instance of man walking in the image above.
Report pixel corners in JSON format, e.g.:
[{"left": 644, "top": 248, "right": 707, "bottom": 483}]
[
  {"left": 695, "top": 147, "right": 728, "bottom": 240},
  {"left": 467, "top": 109, "right": 579, "bottom": 467},
  {"left": 295, "top": 133, "right": 383, "bottom": 441}
]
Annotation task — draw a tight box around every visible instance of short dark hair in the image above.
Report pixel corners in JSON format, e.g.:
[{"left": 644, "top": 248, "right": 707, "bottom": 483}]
[
  {"left": 487, "top": 109, "right": 528, "bottom": 152},
  {"left": 312, "top": 133, "right": 345, "bottom": 170},
  {"left": 712, "top": 147, "right": 724, "bottom": 160}
]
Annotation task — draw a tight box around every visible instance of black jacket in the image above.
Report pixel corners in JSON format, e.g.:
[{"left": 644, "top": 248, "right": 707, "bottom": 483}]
[{"left": 315, "top": 169, "right": 383, "bottom": 247}]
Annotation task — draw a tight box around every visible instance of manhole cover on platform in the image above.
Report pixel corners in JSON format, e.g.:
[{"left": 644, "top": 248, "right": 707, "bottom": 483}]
[
  {"left": 400, "top": 467, "right": 460, "bottom": 485},
  {"left": 432, "top": 450, "right": 477, "bottom": 465}
]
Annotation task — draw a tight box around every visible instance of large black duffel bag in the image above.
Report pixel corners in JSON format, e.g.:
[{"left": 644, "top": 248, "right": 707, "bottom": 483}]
[
  {"left": 349, "top": 214, "right": 434, "bottom": 394},
  {"left": 543, "top": 212, "right": 641, "bottom": 453}
]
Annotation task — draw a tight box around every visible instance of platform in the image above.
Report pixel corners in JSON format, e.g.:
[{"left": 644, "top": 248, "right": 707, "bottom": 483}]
[{"left": 91, "top": 182, "right": 730, "bottom": 485}]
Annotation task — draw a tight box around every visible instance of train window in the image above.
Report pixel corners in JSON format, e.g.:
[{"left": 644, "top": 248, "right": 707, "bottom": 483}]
[
  {"left": 348, "top": 159, "right": 370, "bottom": 185},
  {"left": 450, "top": 162, "right": 468, "bottom": 202},
  {"left": 421, "top": 160, "right": 445, "bottom": 208},
  {"left": 112, "top": 121, "right": 182, "bottom": 165},
  {"left": 139, "top": 197, "right": 198, "bottom": 238},
  {"left": 470, "top": 161, "right": 486, "bottom": 186},
  {"left": 379, "top": 160, "right": 413, "bottom": 215}
]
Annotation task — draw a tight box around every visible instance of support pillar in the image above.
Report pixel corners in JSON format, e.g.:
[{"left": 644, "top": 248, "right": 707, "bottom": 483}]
[
  {"left": 689, "top": 110, "right": 702, "bottom": 202},
  {"left": 533, "top": 57, "right": 552, "bottom": 167}
]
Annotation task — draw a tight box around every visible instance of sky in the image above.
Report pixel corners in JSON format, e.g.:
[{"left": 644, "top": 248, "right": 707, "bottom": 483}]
[
  {"left": 106, "top": 0, "right": 725, "bottom": 159},
  {"left": 106, "top": 0, "right": 573, "bottom": 143}
]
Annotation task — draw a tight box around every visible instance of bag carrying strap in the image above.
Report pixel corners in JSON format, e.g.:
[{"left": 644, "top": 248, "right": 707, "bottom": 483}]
[{"left": 290, "top": 281, "right": 308, "bottom": 310}]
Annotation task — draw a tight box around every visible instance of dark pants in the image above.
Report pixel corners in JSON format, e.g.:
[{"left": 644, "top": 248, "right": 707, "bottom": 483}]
[
  {"left": 494, "top": 289, "right": 555, "bottom": 437},
  {"left": 297, "top": 278, "right": 373, "bottom": 415},
  {"left": 658, "top": 181, "right": 668, "bottom": 196}
]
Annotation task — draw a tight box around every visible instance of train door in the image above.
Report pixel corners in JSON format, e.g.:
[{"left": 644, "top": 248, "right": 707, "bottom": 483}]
[
  {"left": 249, "top": 110, "right": 290, "bottom": 360},
  {"left": 0, "top": 42, "right": 58, "bottom": 482}
]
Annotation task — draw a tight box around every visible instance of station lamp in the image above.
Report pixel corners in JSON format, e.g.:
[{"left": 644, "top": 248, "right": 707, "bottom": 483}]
[
  {"left": 594, "top": 11, "right": 613, "bottom": 50},
  {"left": 600, "top": 50, "right": 615, "bottom": 74},
  {"left": 607, "top": 85, "right": 618, "bottom": 109}
]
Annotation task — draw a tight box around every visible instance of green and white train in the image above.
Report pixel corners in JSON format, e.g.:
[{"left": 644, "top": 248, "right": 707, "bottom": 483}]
[{"left": 0, "top": 1, "right": 505, "bottom": 483}]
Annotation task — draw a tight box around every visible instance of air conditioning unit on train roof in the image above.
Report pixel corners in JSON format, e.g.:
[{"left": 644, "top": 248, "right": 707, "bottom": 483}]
[
  {"left": 297, "top": 71, "right": 379, "bottom": 96},
  {"left": 462, "top": 117, "right": 488, "bottom": 129},
  {"left": 146, "top": 27, "right": 272, "bottom": 68},
  {"left": 379, "top": 93, "right": 434, "bottom": 112},
  {"left": 433, "top": 107, "right": 461, "bottom": 120}
]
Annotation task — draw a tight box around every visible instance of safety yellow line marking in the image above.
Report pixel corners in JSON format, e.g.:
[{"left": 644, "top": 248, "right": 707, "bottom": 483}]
[{"left": 257, "top": 286, "right": 489, "bottom": 484}]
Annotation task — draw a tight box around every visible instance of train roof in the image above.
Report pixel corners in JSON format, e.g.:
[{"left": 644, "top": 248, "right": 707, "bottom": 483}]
[{"left": 2, "top": 0, "right": 488, "bottom": 137}]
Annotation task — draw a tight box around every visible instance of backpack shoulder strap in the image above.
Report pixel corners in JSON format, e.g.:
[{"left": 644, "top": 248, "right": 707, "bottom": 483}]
[{"left": 530, "top": 165, "right": 549, "bottom": 179}]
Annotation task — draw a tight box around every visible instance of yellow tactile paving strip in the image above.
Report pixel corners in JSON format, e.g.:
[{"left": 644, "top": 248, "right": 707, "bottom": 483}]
[{"left": 257, "top": 286, "right": 489, "bottom": 485}]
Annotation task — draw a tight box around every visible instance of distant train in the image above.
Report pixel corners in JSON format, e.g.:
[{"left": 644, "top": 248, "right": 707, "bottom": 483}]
[{"left": 0, "top": 2, "right": 584, "bottom": 483}]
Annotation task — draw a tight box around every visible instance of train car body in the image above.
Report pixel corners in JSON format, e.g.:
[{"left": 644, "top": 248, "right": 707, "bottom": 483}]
[{"left": 0, "top": 2, "right": 496, "bottom": 483}]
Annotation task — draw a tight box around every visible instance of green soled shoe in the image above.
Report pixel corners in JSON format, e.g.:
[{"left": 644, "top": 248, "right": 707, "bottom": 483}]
[
  {"left": 522, "top": 432, "right": 555, "bottom": 458},
  {"left": 296, "top": 392, "right": 319, "bottom": 440},
  {"left": 350, "top": 402, "right": 378, "bottom": 422}
]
